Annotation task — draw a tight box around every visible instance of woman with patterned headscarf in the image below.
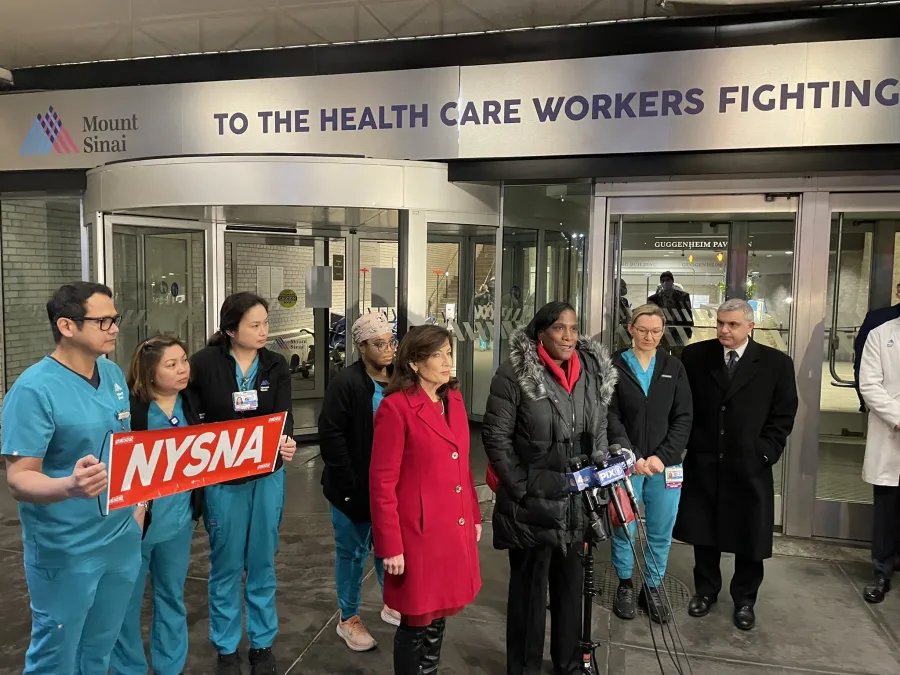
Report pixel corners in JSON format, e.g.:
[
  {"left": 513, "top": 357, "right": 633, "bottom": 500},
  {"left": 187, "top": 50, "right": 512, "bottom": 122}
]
[{"left": 318, "top": 313, "right": 402, "bottom": 652}]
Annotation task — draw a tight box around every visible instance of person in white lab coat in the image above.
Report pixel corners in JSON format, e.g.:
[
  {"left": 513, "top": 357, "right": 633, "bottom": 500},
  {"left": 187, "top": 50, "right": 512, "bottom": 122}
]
[{"left": 859, "top": 316, "right": 900, "bottom": 603}]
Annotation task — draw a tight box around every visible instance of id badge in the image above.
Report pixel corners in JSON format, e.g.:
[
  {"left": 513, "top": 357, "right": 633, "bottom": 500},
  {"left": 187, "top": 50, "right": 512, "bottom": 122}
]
[
  {"left": 233, "top": 390, "right": 259, "bottom": 412},
  {"left": 665, "top": 466, "right": 684, "bottom": 490}
]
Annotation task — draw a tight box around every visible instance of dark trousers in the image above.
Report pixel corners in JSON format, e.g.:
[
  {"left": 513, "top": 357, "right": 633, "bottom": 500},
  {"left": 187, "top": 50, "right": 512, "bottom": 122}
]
[
  {"left": 507, "top": 543, "right": 583, "bottom": 675},
  {"left": 693, "top": 545, "right": 764, "bottom": 607},
  {"left": 872, "top": 484, "right": 900, "bottom": 578}
]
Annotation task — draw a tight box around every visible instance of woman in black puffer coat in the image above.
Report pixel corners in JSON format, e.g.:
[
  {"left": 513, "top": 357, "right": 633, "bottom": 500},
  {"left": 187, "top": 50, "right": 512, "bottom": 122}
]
[{"left": 483, "top": 301, "right": 616, "bottom": 675}]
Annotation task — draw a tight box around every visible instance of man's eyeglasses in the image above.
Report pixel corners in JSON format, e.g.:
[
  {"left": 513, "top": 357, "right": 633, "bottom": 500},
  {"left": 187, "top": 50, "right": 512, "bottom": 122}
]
[
  {"left": 68, "top": 315, "right": 123, "bottom": 331},
  {"left": 371, "top": 340, "right": 399, "bottom": 353}
]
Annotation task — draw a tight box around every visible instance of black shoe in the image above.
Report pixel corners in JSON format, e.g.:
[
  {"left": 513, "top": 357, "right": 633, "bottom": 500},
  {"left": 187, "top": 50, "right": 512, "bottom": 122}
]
[
  {"left": 217, "top": 652, "right": 243, "bottom": 675},
  {"left": 638, "top": 585, "right": 670, "bottom": 624},
  {"left": 864, "top": 576, "right": 892, "bottom": 604},
  {"left": 733, "top": 605, "right": 755, "bottom": 631},
  {"left": 613, "top": 580, "right": 636, "bottom": 620},
  {"left": 394, "top": 624, "right": 429, "bottom": 675},
  {"left": 687, "top": 594, "right": 717, "bottom": 618},
  {"left": 421, "top": 619, "right": 446, "bottom": 674},
  {"left": 249, "top": 647, "right": 277, "bottom": 675}
]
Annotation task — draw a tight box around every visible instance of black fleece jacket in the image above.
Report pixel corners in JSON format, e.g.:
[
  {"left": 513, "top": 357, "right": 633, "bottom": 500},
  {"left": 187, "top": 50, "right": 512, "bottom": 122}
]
[
  {"left": 188, "top": 343, "right": 294, "bottom": 485},
  {"left": 606, "top": 347, "right": 693, "bottom": 467}
]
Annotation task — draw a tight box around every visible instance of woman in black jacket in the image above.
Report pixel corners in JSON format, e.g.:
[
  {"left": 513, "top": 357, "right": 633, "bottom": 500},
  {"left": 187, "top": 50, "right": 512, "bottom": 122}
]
[
  {"left": 318, "top": 312, "right": 400, "bottom": 651},
  {"left": 483, "top": 301, "right": 617, "bottom": 675},
  {"left": 188, "top": 292, "right": 297, "bottom": 675},
  {"left": 607, "top": 303, "right": 693, "bottom": 625}
]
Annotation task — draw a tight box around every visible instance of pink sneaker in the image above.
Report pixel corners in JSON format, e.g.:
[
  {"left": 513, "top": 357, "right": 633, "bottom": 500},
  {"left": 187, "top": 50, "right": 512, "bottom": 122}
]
[
  {"left": 336, "top": 615, "right": 377, "bottom": 651},
  {"left": 381, "top": 605, "right": 401, "bottom": 626}
]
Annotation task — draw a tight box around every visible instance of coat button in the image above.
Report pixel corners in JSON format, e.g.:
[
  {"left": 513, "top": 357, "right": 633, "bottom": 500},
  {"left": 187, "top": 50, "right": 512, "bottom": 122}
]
[
  {"left": 720, "top": 430, "right": 725, "bottom": 435},
  {"left": 719, "top": 453, "right": 724, "bottom": 459},
  {"left": 451, "top": 452, "right": 459, "bottom": 460},
  {"left": 458, "top": 518, "right": 465, "bottom": 525},
  {"left": 721, "top": 406, "right": 726, "bottom": 412},
  {"left": 455, "top": 485, "right": 462, "bottom": 493}
]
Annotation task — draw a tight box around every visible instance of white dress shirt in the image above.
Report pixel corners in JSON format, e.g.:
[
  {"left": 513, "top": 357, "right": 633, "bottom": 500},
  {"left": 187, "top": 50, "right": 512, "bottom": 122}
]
[{"left": 724, "top": 339, "right": 750, "bottom": 365}]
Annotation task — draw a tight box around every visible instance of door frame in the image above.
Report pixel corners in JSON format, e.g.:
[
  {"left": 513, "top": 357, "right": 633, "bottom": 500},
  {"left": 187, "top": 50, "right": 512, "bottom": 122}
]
[
  {"left": 597, "top": 193, "right": 803, "bottom": 531},
  {"left": 814, "top": 192, "right": 900, "bottom": 541},
  {"left": 97, "top": 213, "right": 218, "bottom": 352}
]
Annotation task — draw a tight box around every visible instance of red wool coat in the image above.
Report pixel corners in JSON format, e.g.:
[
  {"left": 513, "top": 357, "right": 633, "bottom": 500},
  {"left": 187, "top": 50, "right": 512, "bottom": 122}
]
[{"left": 370, "top": 386, "right": 482, "bottom": 617}]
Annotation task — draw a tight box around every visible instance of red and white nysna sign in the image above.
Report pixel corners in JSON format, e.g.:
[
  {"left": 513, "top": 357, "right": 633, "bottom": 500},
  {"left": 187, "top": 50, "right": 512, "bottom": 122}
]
[{"left": 106, "top": 413, "right": 287, "bottom": 512}]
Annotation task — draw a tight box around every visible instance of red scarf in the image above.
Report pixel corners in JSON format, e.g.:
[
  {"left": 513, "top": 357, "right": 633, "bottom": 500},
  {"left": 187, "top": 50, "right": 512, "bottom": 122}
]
[{"left": 537, "top": 342, "right": 581, "bottom": 394}]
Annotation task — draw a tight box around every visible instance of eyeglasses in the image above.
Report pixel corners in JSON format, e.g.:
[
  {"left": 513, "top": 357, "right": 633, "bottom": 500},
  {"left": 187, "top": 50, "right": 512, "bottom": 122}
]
[
  {"left": 633, "top": 328, "right": 664, "bottom": 337},
  {"left": 371, "top": 340, "right": 399, "bottom": 353},
  {"left": 69, "top": 315, "right": 122, "bottom": 331}
]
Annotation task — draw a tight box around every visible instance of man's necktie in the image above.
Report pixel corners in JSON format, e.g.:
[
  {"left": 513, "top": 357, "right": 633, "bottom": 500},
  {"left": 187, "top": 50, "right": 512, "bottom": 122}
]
[{"left": 726, "top": 350, "right": 738, "bottom": 379}]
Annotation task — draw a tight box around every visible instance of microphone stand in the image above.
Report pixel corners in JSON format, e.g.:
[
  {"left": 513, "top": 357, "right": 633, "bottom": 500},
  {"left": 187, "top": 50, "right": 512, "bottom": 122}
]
[{"left": 569, "top": 457, "right": 607, "bottom": 675}]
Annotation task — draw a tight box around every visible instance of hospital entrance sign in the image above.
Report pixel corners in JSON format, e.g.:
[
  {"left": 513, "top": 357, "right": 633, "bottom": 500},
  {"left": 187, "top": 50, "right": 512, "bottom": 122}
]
[{"left": 106, "top": 413, "right": 287, "bottom": 511}]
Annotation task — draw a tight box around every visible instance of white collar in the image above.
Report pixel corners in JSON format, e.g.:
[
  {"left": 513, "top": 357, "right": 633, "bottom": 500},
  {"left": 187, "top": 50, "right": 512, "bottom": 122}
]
[{"left": 723, "top": 340, "right": 750, "bottom": 360}]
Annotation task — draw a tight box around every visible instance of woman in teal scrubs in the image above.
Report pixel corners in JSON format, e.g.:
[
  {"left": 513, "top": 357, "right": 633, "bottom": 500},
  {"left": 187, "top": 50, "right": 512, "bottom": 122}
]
[
  {"left": 189, "top": 292, "right": 296, "bottom": 675},
  {"left": 110, "top": 336, "right": 204, "bottom": 675}
]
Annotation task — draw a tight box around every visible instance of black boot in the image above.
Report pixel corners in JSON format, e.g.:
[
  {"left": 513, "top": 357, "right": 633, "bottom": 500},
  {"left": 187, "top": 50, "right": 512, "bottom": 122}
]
[
  {"left": 394, "top": 624, "right": 428, "bottom": 675},
  {"left": 421, "top": 619, "right": 446, "bottom": 674},
  {"left": 217, "top": 651, "right": 243, "bottom": 675},
  {"left": 248, "top": 647, "right": 277, "bottom": 675}
]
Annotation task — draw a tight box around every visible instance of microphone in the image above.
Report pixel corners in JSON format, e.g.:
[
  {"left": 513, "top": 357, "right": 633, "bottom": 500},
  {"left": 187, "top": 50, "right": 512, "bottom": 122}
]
[
  {"left": 567, "top": 456, "right": 608, "bottom": 541},
  {"left": 608, "top": 444, "right": 640, "bottom": 513},
  {"left": 566, "top": 456, "right": 628, "bottom": 490}
]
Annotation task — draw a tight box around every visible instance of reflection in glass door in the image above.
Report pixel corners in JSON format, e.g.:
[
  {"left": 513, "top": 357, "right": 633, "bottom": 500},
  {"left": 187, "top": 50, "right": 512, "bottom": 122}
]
[
  {"left": 816, "top": 209, "right": 900, "bottom": 540},
  {"left": 108, "top": 221, "right": 208, "bottom": 372},
  {"left": 224, "top": 232, "right": 344, "bottom": 435},
  {"left": 607, "top": 195, "right": 799, "bottom": 526},
  {"left": 426, "top": 224, "right": 498, "bottom": 419}
]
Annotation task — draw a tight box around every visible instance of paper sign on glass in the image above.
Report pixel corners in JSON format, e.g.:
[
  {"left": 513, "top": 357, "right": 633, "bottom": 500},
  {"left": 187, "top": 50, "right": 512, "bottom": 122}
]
[{"left": 105, "top": 413, "right": 287, "bottom": 512}]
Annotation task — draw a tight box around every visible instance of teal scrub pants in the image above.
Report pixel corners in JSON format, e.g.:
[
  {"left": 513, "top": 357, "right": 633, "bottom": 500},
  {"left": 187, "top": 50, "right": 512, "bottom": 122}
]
[
  {"left": 23, "top": 543, "right": 142, "bottom": 675},
  {"left": 204, "top": 468, "right": 285, "bottom": 655},
  {"left": 109, "top": 521, "right": 194, "bottom": 675},
  {"left": 610, "top": 469, "right": 682, "bottom": 588}
]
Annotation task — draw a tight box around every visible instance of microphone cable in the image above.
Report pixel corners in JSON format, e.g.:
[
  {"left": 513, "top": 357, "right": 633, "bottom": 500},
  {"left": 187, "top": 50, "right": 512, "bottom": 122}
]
[
  {"left": 607, "top": 446, "right": 692, "bottom": 675},
  {"left": 631, "top": 513, "right": 693, "bottom": 675},
  {"left": 615, "top": 494, "right": 670, "bottom": 675}
]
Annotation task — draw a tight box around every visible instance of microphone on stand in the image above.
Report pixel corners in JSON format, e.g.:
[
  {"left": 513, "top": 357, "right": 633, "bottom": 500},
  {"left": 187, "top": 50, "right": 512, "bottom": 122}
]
[{"left": 607, "top": 444, "right": 641, "bottom": 513}]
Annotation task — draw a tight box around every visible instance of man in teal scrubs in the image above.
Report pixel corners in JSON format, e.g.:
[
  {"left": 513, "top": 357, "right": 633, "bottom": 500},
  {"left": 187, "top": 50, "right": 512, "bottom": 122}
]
[{"left": 2, "top": 282, "right": 142, "bottom": 675}]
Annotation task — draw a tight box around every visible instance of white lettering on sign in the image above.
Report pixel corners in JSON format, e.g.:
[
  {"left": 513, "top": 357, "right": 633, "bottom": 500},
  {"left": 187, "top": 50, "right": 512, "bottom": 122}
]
[
  {"left": 653, "top": 239, "right": 728, "bottom": 249},
  {"left": 120, "top": 426, "right": 267, "bottom": 489}
]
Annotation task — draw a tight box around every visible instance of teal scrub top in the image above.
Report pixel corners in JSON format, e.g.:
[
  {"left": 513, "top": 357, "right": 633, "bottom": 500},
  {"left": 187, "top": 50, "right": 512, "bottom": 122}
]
[
  {"left": 144, "top": 395, "right": 193, "bottom": 544},
  {"left": 1, "top": 356, "right": 139, "bottom": 566},
  {"left": 233, "top": 352, "right": 260, "bottom": 392},
  {"left": 623, "top": 349, "right": 656, "bottom": 396},
  {"left": 372, "top": 379, "right": 386, "bottom": 415}
]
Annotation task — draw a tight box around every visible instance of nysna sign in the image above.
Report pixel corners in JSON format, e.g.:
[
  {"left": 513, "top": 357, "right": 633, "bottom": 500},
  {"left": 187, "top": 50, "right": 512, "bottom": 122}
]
[{"left": 106, "top": 413, "right": 287, "bottom": 512}]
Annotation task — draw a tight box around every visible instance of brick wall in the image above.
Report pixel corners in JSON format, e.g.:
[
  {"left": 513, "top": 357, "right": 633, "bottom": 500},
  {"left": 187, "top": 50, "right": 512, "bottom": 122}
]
[{"left": 1, "top": 200, "right": 82, "bottom": 391}]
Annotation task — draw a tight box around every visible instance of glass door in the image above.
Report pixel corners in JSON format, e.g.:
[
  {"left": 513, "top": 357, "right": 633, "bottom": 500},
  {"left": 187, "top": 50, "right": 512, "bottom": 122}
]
[
  {"left": 223, "top": 231, "right": 345, "bottom": 435},
  {"left": 606, "top": 194, "right": 800, "bottom": 527},
  {"left": 426, "top": 224, "right": 498, "bottom": 419},
  {"left": 102, "top": 215, "right": 212, "bottom": 373},
  {"left": 816, "top": 195, "right": 900, "bottom": 541}
]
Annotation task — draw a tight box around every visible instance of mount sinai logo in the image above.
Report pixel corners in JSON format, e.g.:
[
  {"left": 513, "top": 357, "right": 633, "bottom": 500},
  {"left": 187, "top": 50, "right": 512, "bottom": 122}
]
[{"left": 19, "top": 106, "right": 138, "bottom": 156}]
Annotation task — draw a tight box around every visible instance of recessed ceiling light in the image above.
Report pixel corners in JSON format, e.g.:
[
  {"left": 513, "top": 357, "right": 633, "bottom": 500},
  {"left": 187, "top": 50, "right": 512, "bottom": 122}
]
[{"left": 785, "top": 251, "right": 793, "bottom": 255}]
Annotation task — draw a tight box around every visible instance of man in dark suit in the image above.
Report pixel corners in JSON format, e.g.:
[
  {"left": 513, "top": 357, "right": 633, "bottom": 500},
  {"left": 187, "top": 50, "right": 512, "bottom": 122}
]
[
  {"left": 673, "top": 298, "right": 798, "bottom": 631},
  {"left": 854, "top": 284, "right": 900, "bottom": 411}
]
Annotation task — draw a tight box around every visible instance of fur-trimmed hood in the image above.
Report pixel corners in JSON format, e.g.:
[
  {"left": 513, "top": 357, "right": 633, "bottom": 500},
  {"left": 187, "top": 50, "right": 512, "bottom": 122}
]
[{"left": 508, "top": 328, "right": 617, "bottom": 405}]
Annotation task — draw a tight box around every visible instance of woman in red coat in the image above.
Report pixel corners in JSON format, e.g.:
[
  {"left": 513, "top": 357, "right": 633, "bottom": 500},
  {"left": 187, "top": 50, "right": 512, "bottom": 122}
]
[{"left": 370, "top": 324, "right": 483, "bottom": 675}]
